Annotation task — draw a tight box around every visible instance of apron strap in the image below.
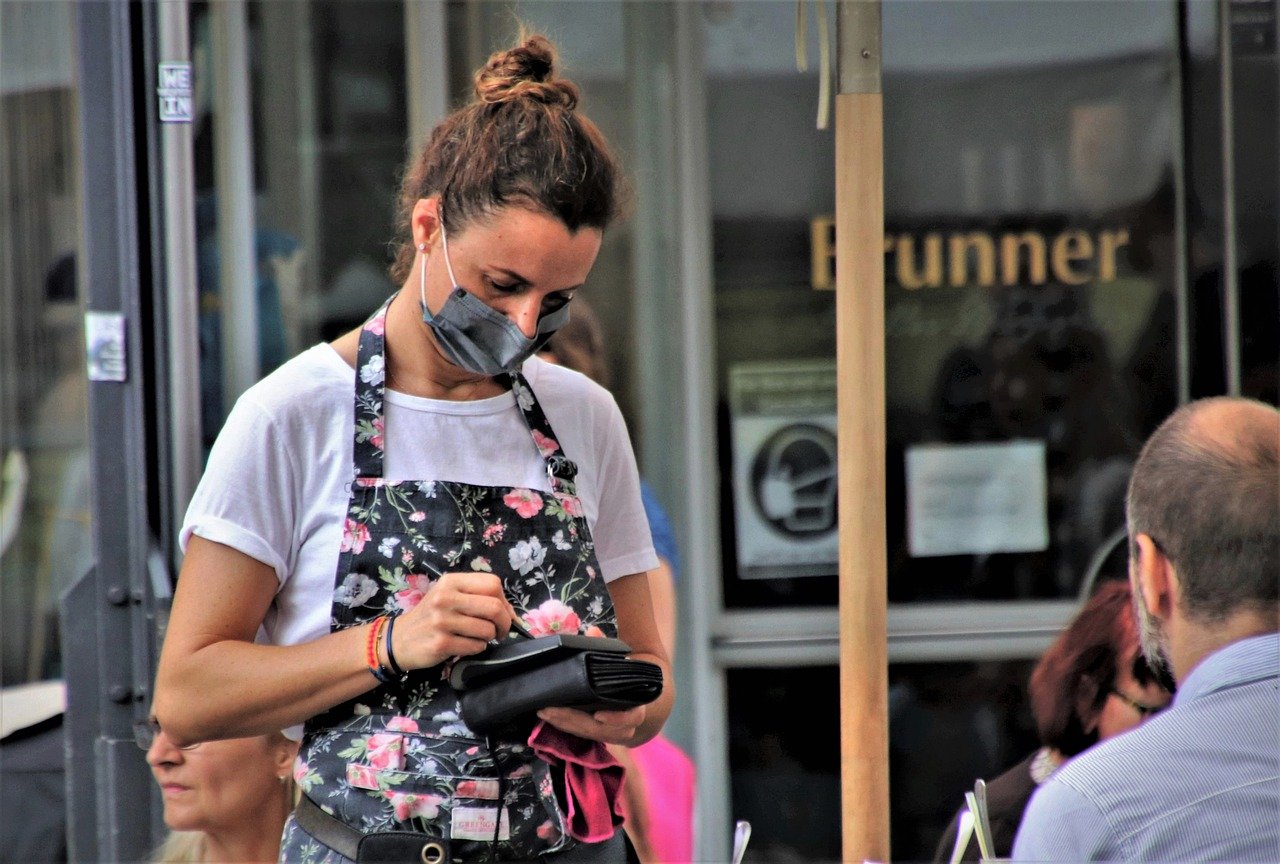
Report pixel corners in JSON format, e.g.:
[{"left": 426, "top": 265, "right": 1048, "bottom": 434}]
[
  {"left": 351, "top": 297, "right": 395, "bottom": 479},
  {"left": 506, "top": 371, "right": 580, "bottom": 497}
]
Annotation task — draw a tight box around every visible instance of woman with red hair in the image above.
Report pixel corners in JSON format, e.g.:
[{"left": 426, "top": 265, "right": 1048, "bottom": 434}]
[{"left": 934, "top": 580, "right": 1171, "bottom": 862}]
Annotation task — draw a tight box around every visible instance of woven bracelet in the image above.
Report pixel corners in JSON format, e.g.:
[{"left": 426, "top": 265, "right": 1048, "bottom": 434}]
[
  {"left": 366, "top": 616, "right": 393, "bottom": 684},
  {"left": 384, "top": 611, "right": 407, "bottom": 678}
]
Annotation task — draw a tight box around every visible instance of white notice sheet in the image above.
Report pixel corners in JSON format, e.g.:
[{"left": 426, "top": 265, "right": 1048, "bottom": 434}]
[{"left": 905, "top": 440, "right": 1049, "bottom": 557}]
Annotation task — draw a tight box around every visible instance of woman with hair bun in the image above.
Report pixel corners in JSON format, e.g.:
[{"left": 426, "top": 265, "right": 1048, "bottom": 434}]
[{"left": 154, "top": 32, "right": 672, "bottom": 863}]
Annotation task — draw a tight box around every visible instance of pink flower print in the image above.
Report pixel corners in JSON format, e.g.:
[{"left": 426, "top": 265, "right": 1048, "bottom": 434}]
[
  {"left": 536, "top": 821, "right": 559, "bottom": 842},
  {"left": 394, "top": 572, "right": 433, "bottom": 612},
  {"left": 409, "top": 510, "right": 426, "bottom": 522},
  {"left": 371, "top": 416, "right": 384, "bottom": 451},
  {"left": 387, "top": 791, "right": 444, "bottom": 823},
  {"left": 401, "top": 549, "right": 414, "bottom": 566},
  {"left": 365, "top": 733, "right": 405, "bottom": 771},
  {"left": 555, "top": 493, "right": 584, "bottom": 518},
  {"left": 385, "top": 716, "right": 419, "bottom": 733},
  {"left": 292, "top": 758, "right": 310, "bottom": 784},
  {"left": 503, "top": 489, "right": 544, "bottom": 519},
  {"left": 531, "top": 429, "right": 560, "bottom": 458},
  {"left": 341, "top": 519, "right": 371, "bottom": 555},
  {"left": 524, "top": 599, "right": 580, "bottom": 637},
  {"left": 456, "top": 779, "right": 500, "bottom": 800},
  {"left": 355, "top": 477, "right": 379, "bottom": 488},
  {"left": 346, "top": 763, "right": 380, "bottom": 791},
  {"left": 506, "top": 764, "right": 533, "bottom": 779},
  {"left": 364, "top": 314, "right": 386, "bottom": 337},
  {"left": 481, "top": 522, "right": 506, "bottom": 547}
]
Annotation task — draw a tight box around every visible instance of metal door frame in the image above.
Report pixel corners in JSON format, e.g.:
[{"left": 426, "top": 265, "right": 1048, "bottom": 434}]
[{"left": 64, "top": 2, "right": 170, "bottom": 858}]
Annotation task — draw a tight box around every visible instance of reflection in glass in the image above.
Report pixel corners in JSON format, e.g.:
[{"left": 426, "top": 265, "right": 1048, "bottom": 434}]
[
  {"left": 726, "top": 663, "right": 1037, "bottom": 863},
  {"left": 727, "top": 667, "right": 842, "bottom": 863},
  {"left": 194, "top": 1, "right": 408, "bottom": 447},
  {"left": 879, "top": 1, "right": 1183, "bottom": 603},
  {"left": 888, "top": 661, "right": 1038, "bottom": 862},
  {"left": 705, "top": 1, "right": 840, "bottom": 609},
  {"left": 700, "top": 1, "right": 1188, "bottom": 605}
]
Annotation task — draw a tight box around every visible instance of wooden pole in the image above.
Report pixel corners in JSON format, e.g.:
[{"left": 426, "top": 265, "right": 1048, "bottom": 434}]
[{"left": 835, "top": 3, "right": 889, "bottom": 862}]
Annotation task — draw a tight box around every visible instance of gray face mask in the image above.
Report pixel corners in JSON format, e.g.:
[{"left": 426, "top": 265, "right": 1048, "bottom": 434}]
[{"left": 419, "top": 221, "right": 571, "bottom": 376}]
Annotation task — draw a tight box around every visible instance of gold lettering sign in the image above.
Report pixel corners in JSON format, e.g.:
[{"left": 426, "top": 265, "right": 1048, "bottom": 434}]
[{"left": 809, "top": 215, "right": 1130, "bottom": 290}]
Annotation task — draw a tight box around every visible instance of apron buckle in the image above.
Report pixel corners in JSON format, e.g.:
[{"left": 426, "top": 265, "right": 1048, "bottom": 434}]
[{"left": 546, "top": 455, "right": 578, "bottom": 484}]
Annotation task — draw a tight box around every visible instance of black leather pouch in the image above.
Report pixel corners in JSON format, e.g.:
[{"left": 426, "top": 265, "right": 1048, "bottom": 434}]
[
  {"left": 357, "top": 833, "right": 449, "bottom": 864},
  {"left": 450, "top": 634, "right": 663, "bottom": 734}
]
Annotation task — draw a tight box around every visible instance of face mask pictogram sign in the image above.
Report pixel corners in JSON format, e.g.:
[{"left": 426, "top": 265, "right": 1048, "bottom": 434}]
[{"left": 729, "top": 360, "right": 839, "bottom": 580}]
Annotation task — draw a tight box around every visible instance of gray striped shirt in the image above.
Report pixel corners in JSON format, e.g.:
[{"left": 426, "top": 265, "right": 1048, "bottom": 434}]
[{"left": 1012, "top": 632, "right": 1280, "bottom": 862}]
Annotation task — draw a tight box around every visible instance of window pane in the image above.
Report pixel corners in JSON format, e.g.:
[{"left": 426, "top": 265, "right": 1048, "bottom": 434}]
[
  {"left": 706, "top": 1, "right": 840, "bottom": 610},
  {"left": 727, "top": 662, "right": 1036, "bottom": 863},
  {"left": 196, "top": 0, "right": 408, "bottom": 446},
  {"left": 882, "top": 1, "right": 1182, "bottom": 603},
  {"left": 710, "top": 0, "right": 1185, "bottom": 606},
  {"left": 1, "top": 0, "right": 86, "bottom": 684}
]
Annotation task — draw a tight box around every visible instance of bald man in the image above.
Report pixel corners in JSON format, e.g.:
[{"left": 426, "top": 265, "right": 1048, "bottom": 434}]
[{"left": 1013, "top": 397, "right": 1280, "bottom": 862}]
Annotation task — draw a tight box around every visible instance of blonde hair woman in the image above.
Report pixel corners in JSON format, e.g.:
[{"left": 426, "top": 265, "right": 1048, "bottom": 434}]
[{"left": 141, "top": 720, "right": 298, "bottom": 863}]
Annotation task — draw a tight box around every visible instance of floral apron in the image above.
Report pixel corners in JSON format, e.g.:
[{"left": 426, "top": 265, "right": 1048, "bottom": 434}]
[{"left": 281, "top": 300, "right": 619, "bottom": 862}]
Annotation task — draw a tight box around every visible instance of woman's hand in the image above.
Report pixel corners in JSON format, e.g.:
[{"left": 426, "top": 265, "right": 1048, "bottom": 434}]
[
  {"left": 530, "top": 570, "right": 676, "bottom": 748},
  {"left": 535, "top": 705, "right": 646, "bottom": 745},
  {"left": 390, "top": 571, "right": 514, "bottom": 670}
]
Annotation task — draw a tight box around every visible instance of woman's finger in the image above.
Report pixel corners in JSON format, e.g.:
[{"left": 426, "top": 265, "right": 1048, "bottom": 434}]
[
  {"left": 433, "top": 573, "right": 513, "bottom": 635},
  {"left": 437, "top": 570, "right": 506, "bottom": 598},
  {"left": 536, "top": 706, "right": 642, "bottom": 744}
]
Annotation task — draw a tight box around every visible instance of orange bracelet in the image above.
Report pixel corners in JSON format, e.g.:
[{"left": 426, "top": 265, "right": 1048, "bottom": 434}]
[{"left": 366, "top": 616, "right": 392, "bottom": 683}]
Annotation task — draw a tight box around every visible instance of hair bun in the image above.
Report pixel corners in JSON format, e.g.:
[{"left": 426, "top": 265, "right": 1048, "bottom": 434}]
[{"left": 475, "top": 33, "right": 579, "bottom": 110}]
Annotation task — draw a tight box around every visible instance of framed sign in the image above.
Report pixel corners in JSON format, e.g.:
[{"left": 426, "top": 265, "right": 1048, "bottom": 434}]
[{"left": 729, "top": 360, "right": 838, "bottom": 580}]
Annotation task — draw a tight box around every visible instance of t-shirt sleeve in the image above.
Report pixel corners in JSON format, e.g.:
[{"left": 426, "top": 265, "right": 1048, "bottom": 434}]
[
  {"left": 180, "top": 394, "right": 298, "bottom": 586},
  {"left": 1011, "top": 777, "right": 1116, "bottom": 862},
  {"left": 588, "top": 398, "right": 659, "bottom": 582}
]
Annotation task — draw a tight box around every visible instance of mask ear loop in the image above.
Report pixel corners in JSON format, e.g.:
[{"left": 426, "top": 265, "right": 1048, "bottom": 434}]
[
  {"left": 439, "top": 219, "right": 460, "bottom": 287},
  {"left": 418, "top": 242, "right": 429, "bottom": 311}
]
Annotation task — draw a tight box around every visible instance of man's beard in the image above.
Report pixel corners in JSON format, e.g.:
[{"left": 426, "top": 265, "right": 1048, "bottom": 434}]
[{"left": 1135, "top": 590, "right": 1178, "bottom": 691}]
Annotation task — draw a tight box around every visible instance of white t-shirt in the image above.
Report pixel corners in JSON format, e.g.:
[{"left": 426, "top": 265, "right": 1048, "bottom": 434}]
[{"left": 181, "top": 345, "right": 657, "bottom": 654}]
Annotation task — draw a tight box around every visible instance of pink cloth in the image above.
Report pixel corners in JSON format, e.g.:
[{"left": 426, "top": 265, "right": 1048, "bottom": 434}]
[
  {"left": 528, "top": 721, "right": 626, "bottom": 843},
  {"left": 629, "top": 734, "right": 696, "bottom": 863}
]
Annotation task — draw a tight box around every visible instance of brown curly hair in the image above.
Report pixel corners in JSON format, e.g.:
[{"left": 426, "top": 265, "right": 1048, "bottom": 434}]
[{"left": 388, "top": 32, "right": 622, "bottom": 285}]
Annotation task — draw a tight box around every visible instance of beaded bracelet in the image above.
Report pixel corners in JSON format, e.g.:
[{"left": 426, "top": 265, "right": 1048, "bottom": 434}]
[
  {"left": 384, "top": 611, "right": 407, "bottom": 678},
  {"left": 366, "top": 616, "right": 393, "bottom": 684}
]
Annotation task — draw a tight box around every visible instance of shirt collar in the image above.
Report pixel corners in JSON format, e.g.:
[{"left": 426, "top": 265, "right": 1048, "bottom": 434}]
[{"left": 1174, "top": 632, "right": 1280, "bottom": 707}]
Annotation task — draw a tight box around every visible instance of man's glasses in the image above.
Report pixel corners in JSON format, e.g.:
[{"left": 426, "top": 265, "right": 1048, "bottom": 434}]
[
  {"left": 1109, "top": 687, "right": 1164, "bottom": 718},
  {"left": 133, "top": 718, "right": 200, "bottom": 752}
]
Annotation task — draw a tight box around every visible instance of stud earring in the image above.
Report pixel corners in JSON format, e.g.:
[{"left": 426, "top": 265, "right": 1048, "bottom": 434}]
[{"left": 418, "top": 242, "right": 427, "bottom": 252}]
